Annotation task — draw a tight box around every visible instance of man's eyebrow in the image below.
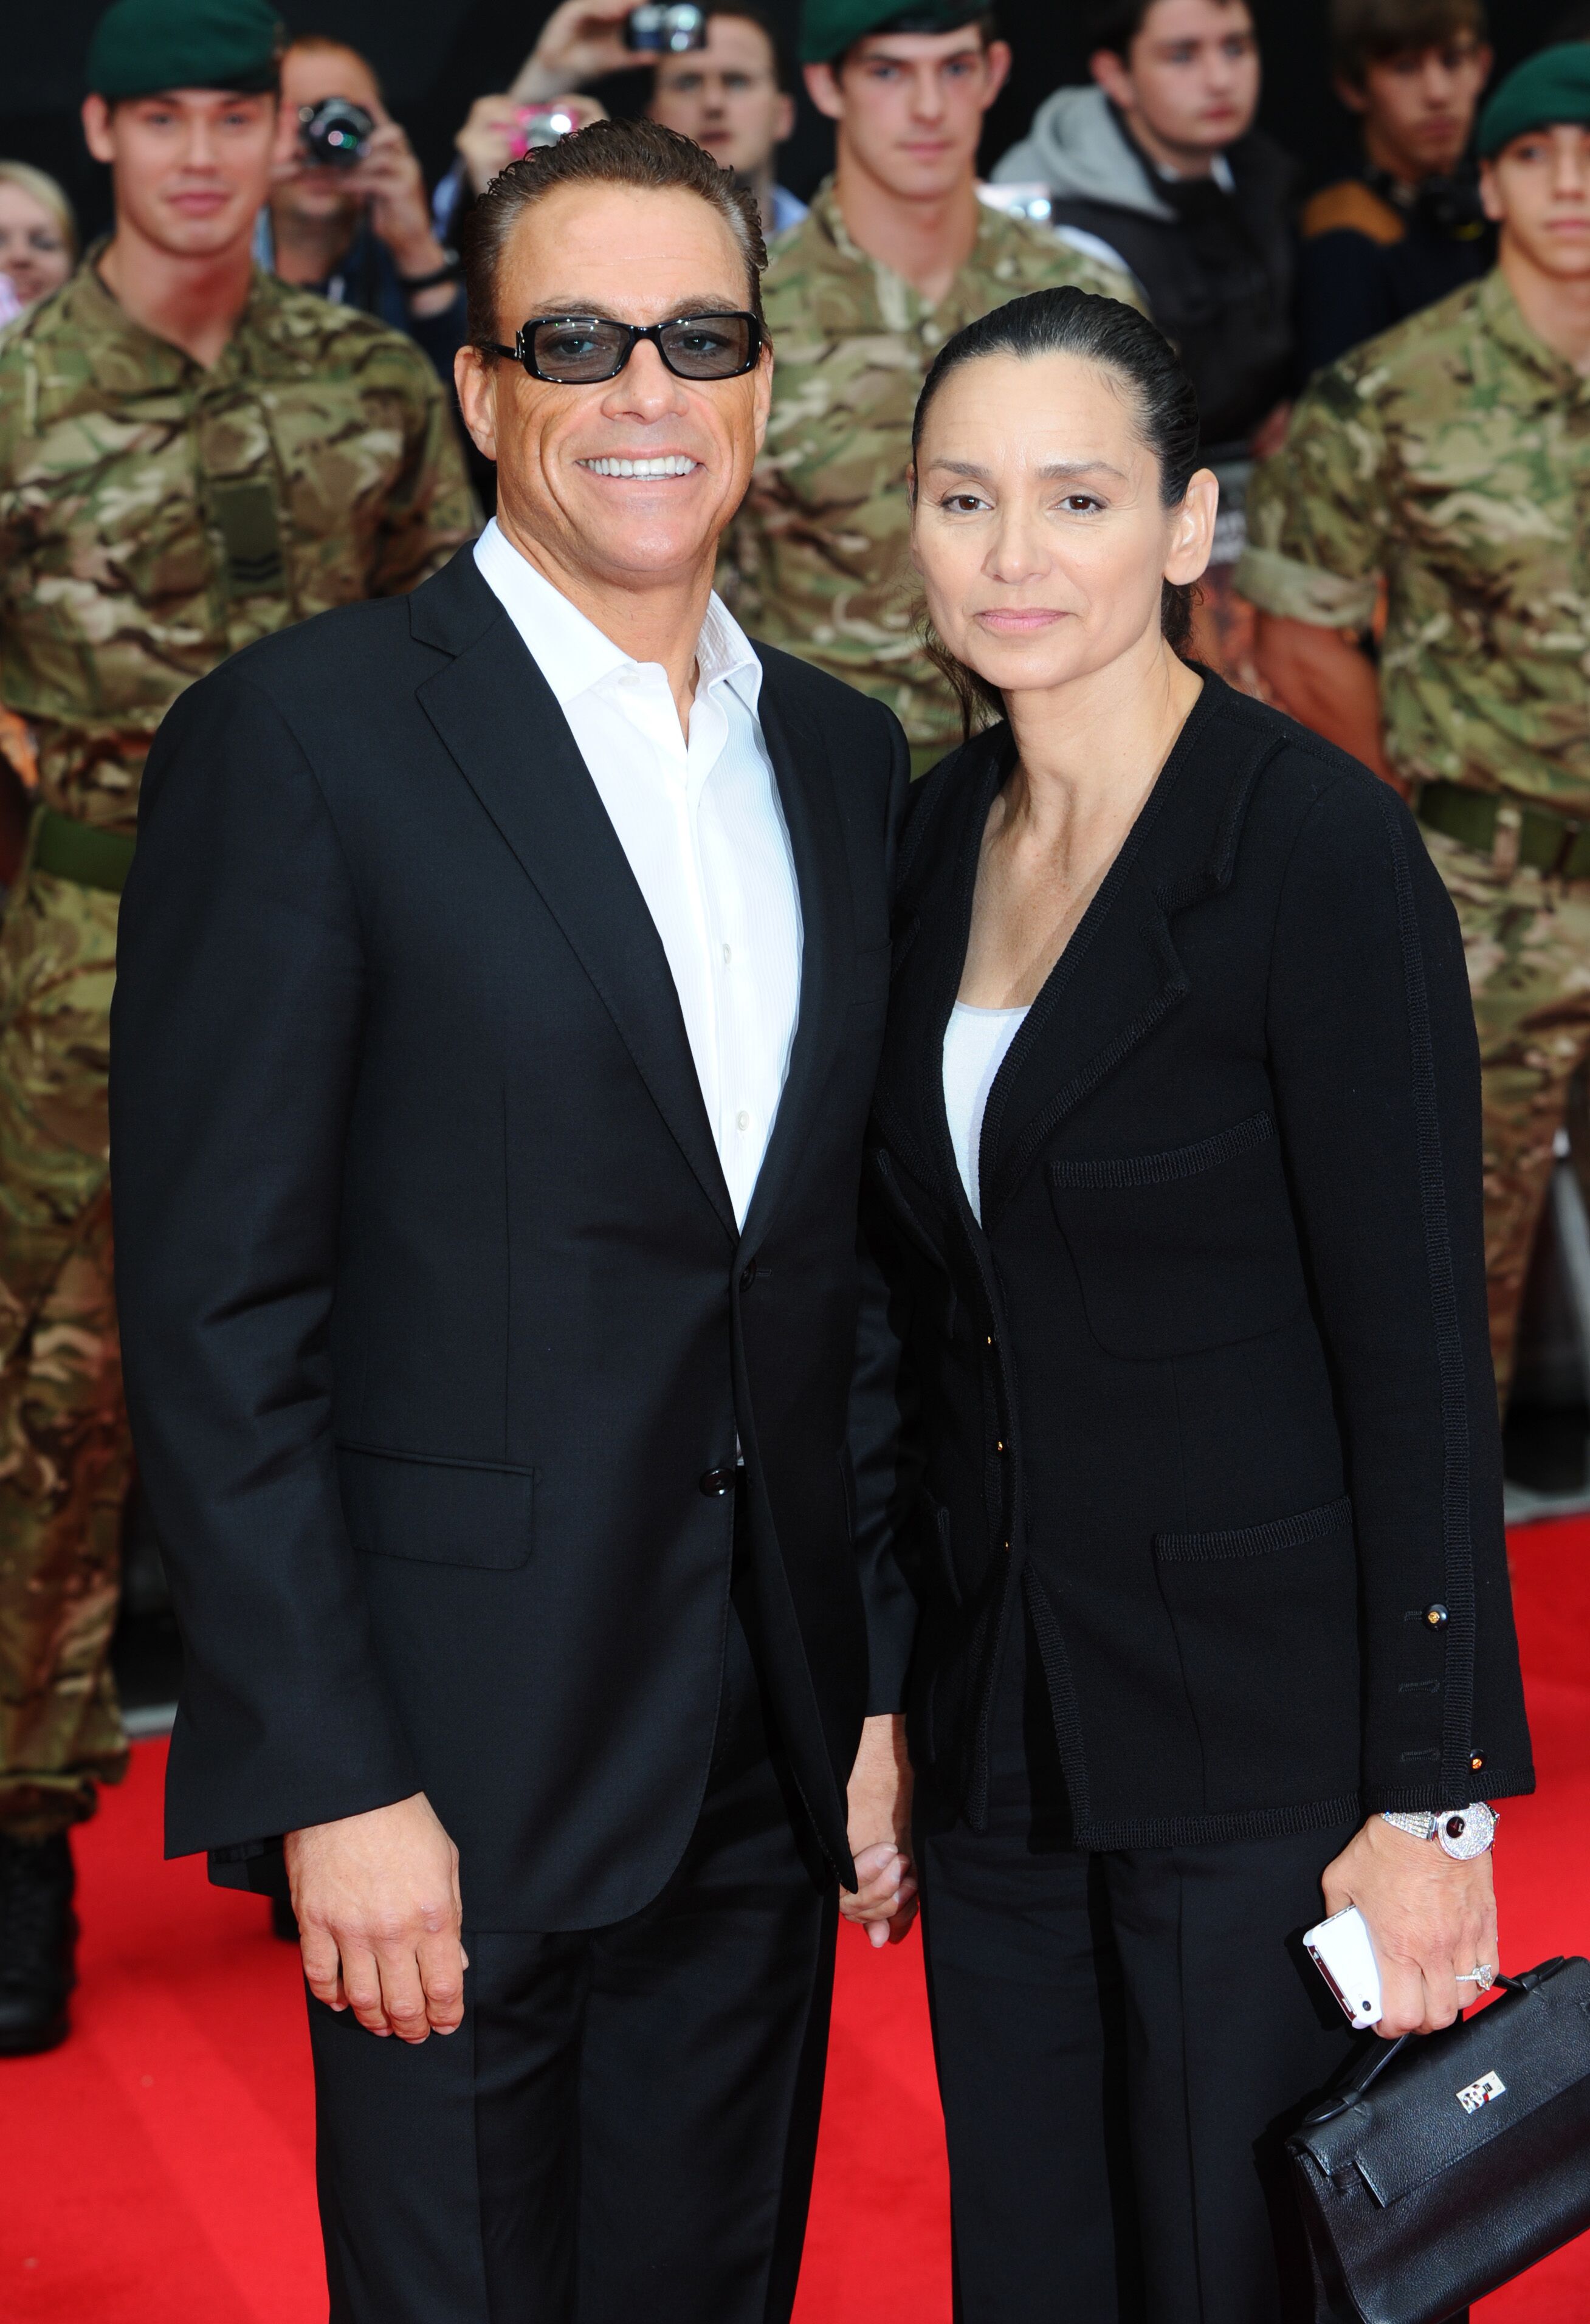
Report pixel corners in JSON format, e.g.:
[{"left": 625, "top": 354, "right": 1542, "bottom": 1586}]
[{"left": 520, "top": 295, "right": 748, "bottom": 320}]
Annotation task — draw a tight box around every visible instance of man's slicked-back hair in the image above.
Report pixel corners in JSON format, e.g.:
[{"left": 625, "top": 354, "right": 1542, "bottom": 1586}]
[
  {"left": 461, "top": 116, "right": 768, "bottom": 352},
  {"left": 1329, "top": 0, "right": 1487, "bottom": 86}
]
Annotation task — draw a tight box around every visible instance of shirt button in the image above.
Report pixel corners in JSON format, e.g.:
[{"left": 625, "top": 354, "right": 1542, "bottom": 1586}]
[
  {"left": 737, "top": 1109, "right": 751, "bottom": 1132},
  {"left": 722, "top": 943, "right": 732, "bottom": 964}
]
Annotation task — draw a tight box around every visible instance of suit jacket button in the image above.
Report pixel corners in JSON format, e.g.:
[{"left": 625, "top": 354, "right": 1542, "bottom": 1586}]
[
  {"left": 700, "top": 1466, "right": 737, "bottom": 1496},
  {"left": 740, "top": 1260, "right": 757, "bottom": 1291},
  {"left": 1425, "top": 1603, "right": 1449, "bottom": 1628}
]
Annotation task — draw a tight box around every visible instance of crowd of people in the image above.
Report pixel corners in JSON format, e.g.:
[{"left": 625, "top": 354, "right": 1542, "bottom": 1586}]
[{"left": 0, "top": 0, "right": 1579, "bottom": 2310}]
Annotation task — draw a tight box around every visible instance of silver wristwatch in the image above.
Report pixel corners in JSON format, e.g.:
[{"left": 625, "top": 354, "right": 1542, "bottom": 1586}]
[{"left": 1382, "top": 1801, "right": 1498, "bottom": 1860}]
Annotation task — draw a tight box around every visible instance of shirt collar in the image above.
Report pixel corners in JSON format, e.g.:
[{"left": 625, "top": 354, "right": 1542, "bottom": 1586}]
[
  {"left": 1472, "top": 266, "right": 1590, "bottom": 405},
  {"left": 474, "top": 517, "right": 763, "bottom": 715}
]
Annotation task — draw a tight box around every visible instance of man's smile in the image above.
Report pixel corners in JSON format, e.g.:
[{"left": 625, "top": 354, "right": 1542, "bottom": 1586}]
[{"left": 578, "top": 455, "right": 703, "bottom": 477}]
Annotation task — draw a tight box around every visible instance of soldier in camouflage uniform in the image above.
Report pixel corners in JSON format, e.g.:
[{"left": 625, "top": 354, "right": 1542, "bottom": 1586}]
[
  {"left": 1236, "top": 43, "right": 1590, "bottom": 1412},
  {"left": 726, "top": 0, "right": 1143, "bottom": 774},
  {"left": 0, "top": 0, "right": 475, "bottom": 2053}
]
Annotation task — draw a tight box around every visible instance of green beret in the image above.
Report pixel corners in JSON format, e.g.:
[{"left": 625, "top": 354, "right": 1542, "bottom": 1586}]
[
  {"left": 799, "top": 0, "right": 988, "bottom": 66},
  {"left": 87, "top": 0, "right": 283, "bottom": 102},
  {"left": 1478, "top": 43, "right": 1590, "bottom": 159}
]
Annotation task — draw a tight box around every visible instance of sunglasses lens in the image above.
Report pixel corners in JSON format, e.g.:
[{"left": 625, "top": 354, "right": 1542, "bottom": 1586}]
[
  {"left": 659, "top": 315, "right": 755, "bottom": 378},
  {"left": 530, "top": 320, "right": 629, "bottom": 381}
]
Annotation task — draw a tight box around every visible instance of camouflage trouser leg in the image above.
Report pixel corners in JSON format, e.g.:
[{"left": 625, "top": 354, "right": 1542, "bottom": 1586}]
[
  {"left": 1422, "top": 827, "right": 1590, "bottom": 1413},
  {"left": 0, "top": 864, "right": 129, "bottom": 1841}
]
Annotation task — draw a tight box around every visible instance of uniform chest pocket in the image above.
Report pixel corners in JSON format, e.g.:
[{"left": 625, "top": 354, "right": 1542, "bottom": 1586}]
[
  {"left": 1397, "top": 425, "right": 1575, "bottom": 605},
  {"left": 1046, "top": 1112, "right": 1307, "bottom": 1360}
]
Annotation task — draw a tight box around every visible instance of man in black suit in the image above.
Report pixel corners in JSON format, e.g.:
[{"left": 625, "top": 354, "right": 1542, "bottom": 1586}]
[{"left": 110, "top": 117, "right": 915, "bottom": 2323}]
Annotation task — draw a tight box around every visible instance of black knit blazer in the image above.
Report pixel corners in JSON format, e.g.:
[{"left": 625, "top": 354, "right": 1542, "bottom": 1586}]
[{"left": 869, "top": 675, "right": 1533, "bottom": 1848}]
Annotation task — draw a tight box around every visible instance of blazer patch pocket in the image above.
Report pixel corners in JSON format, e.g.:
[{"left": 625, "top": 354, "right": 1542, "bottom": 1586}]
[
  {"left": 1046, "top": 1112, "right": 1308, "bottom": 1360},
  {"left": 337, "top": 1443, "right": 535, "bottom": 1570},
  {"left": 1152, "top": 1495, "right": 1359, "bottom": 1812}
]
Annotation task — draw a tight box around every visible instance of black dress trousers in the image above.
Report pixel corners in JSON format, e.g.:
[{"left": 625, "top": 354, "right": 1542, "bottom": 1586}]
[
  {"left": 307, "top": 1572, "right": 836, "bottom": 2324},
  {"left": 916, "top": 1624, "right": 1364, "bottom": 2324}
]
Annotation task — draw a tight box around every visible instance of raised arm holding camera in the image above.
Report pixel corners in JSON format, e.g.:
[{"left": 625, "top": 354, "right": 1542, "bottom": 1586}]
[
  {"left": 447, "top": 0, "right": 802, "bottom": 244},
  {"left": 264, "top": 35, "right": 467, "bottom": 380}
]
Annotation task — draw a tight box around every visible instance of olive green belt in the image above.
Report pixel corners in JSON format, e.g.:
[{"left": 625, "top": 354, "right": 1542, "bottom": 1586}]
[
  {"left": 31, "top": 807, "right": 136, "bottom": 895},
  {"left": 1417, "top": 779, "right": 1590, "bottom": 882}
]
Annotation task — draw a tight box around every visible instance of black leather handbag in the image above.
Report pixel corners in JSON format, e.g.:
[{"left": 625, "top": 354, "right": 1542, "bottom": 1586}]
[{"left": 1286, "top": 1956, "right": 1590, "bottom": 2324}]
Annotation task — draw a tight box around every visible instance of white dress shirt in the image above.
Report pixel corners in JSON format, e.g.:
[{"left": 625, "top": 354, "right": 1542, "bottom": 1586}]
[{"left": 474, "top": 518, "right": 803, "bottom": 1228}]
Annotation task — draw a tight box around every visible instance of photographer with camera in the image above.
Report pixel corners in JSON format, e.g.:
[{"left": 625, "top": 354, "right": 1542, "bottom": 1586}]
[
  {"left": 264, "top": 35, "right": 467, "bottom": 380},
  {"left": 447, "top": 2, "right": 802, "bottom": 242}
]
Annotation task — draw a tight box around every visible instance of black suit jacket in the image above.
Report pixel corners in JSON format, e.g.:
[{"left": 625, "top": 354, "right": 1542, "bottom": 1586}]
[
  {"left": 110, "top": 546, "right": 914, "bottom": 1930},
  {"left": 869, "top": 675, "right": 1532, "bottom": 1847}
]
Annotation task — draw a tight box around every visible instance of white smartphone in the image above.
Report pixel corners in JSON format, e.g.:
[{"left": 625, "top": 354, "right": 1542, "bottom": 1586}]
[{"left": 1304, "top": 1905, "right": 1384, "bottom": 2030}]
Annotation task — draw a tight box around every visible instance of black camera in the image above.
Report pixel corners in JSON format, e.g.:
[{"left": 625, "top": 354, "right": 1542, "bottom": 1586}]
[
  {"left": 624, "top": 4, "right": 707, "bottom": 52},
  {"left": 298, "top": 98, "right": 375, "bottom": 168}
]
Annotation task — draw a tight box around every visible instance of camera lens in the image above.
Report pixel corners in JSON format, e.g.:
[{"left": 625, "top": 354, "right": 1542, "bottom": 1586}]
[{"left": 298, "top": 98, "right": 375, "bottom": 169}]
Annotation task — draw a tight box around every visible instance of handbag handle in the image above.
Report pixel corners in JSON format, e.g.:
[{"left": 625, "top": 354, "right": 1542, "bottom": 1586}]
[{"left": 1301, "top": 1959, "right": 1566, "bottom": 2127}]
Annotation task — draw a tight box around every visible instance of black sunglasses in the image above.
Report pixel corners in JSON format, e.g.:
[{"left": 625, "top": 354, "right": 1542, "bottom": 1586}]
[{"left": 480, "top": 311, "right": 764, "bottom": 385}]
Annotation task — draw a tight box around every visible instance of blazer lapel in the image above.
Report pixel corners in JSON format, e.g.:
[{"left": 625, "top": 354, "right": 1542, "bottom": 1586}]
[
  {"left": 978, "top": 858, "right": 1189, "bottom": 1229},
  {"left": 415, "top": 574, "right": 738, "bottom": 1242},
  {"left": 978, "top": 679, "right": 1285, "bottom": 1228},
  {"left": 738, "top": 664, "right": 845, "bottom": 1254}
]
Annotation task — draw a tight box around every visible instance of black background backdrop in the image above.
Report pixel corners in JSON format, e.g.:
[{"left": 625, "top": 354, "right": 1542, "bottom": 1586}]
[{"left": 1, "top": 0, "right": 1573, "bottom": 247}]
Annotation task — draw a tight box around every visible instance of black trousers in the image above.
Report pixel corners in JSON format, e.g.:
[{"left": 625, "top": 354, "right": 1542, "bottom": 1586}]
[
  {"left": 917, "top": 1618, "right": 1365, "bottom": 2324},
  {"left": 307, "top": 1582, "right": 836, "bottom": 2323}
]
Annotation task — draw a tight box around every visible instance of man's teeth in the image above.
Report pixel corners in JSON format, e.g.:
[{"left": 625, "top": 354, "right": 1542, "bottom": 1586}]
[{"left": 582, "top": 456, "right": 699, "bottom": 478}]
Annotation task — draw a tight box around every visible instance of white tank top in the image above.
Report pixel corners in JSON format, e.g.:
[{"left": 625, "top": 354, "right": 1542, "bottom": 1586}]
[{"left": 941, "top": 1001, "right": 1030, "bottom": 1225}]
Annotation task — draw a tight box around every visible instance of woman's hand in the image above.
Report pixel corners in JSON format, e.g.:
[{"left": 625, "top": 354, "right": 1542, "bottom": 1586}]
[
  {"left": 842, "top": 1713, "right": 919, "bottom": 1949},
  {"left": 1321, "top": 1816, "right": 1498, "bottom": 2038}
]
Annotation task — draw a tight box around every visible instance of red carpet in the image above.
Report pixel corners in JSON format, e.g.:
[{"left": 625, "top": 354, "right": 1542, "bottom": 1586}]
[{"left": 4, "top": 1522, "right": 1587, "bottom": 2322}]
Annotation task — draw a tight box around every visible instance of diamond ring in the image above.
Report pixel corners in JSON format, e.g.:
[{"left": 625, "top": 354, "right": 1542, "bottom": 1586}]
[{"left": 1456, "top": 1963, "right": 1496, "bottom": 1990}]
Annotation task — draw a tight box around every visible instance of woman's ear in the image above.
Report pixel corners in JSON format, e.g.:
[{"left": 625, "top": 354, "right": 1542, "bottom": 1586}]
[{"left": 1165, "top": 468, "right": 1219, "bottom": 589}]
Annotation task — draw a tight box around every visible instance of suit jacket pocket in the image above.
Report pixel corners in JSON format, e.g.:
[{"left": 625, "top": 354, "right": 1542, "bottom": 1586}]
[
  {"left": 337, "top": 1443, "right": 535, "bottom": 1570},
  {"left": 1047, "top": 1112, "right": 1307, "bottom": 1360},
  {"left": 1152, "top": 1494, "right": 1360, "bottom": 1812}
]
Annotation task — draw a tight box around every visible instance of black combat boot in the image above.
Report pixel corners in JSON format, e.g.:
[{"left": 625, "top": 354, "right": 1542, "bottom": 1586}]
[{"left": 0, "top": 1831, "right": 78, "bottom": 2055}]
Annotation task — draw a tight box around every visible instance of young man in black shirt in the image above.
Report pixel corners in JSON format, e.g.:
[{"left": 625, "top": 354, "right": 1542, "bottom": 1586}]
[
  {"left": 993, "top": 0, "right": 1294, "bottom": 462},
  {"left": 1296, "top": 0, "right": 1493, "bottom": 377}
]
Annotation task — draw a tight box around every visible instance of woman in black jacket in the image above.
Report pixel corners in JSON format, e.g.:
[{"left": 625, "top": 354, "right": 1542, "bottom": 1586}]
[{"left": 869, "top": 289, "right": 1533, "bottom": 2322}]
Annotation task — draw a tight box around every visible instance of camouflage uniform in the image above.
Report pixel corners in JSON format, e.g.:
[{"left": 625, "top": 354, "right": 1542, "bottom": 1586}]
[
  {"left": 0, "top": 254, "right": 477, "bottom": 1838},
  {"left": 725, "top": 184, "right": 1144, "bottom": 769},
  {"left": 1236, "top": 268, "right": 1590, "bottom": 1401}
]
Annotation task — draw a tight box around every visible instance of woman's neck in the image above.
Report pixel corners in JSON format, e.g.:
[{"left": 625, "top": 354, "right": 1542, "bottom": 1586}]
[{"left": 1003, "top": 630, "right": 1202, "bottom": 857}]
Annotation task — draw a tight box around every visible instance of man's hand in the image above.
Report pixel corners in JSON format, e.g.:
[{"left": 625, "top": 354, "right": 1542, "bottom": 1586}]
[
  {"left": 349, "top": 123, "right": 458, "bottom": 315},
  {"left": 1321, "top": 1815, "right": 1498, "bottom": 2039},
  {"left": 841, "top": 1713, "right": 918, "bottom": 1950},
  {"left": 453, "top": 92, "right": 612, "bottom": 198},
  {"left": 509, "top": 0, "right": 636, "bottom": 101},
  {"left": 285, "top": 1792, "right": 467, "bottom": 2042},
  {"left": 1251, "top": 611, "right": 1404, "bottom": 794}
]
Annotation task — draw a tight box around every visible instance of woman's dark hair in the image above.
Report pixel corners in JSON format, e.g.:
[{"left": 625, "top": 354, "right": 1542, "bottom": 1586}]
[{"left": 910, "top": 286, "right": 1203, "bottom": 736}]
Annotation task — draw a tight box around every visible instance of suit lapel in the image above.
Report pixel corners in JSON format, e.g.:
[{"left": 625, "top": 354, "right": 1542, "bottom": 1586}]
[
  {"left": 415, "top": 578, "right": 738, "bottom": 1242},
  {"left": 978, "top": 860, "right": 1189, "bottom": 1229},
  {"left": 738, "top": 662, "right": 846, "bottom": 1254},
  {"left": 978, "top": 678, "right": 1284, "bottom": 1229}
]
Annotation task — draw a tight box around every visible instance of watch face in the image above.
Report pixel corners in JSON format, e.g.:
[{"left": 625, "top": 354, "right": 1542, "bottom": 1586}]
[{"left": 1437, "top": 1803, "right": 1496, "bottom": 1860}]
